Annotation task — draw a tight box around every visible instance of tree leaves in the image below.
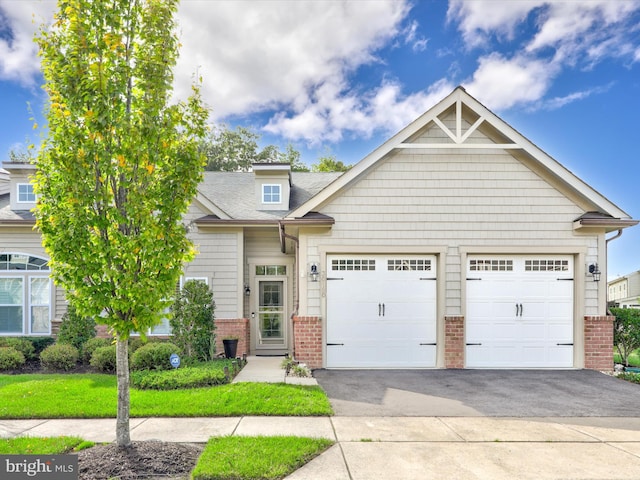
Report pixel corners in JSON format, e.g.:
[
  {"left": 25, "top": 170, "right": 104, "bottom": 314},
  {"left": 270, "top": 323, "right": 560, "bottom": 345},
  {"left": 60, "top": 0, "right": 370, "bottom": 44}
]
[{"left": 34, "top": 0, "right": 208, "bottom": 340}]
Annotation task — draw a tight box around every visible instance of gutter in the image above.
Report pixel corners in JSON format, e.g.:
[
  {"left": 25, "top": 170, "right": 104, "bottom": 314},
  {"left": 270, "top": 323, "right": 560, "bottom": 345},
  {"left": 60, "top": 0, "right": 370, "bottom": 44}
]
[
  {"left": 279, "top": 221, "right": 300, "bottom": 359},
  {"left": 605, "top": 229, "right": 624, "bottom": 315}
]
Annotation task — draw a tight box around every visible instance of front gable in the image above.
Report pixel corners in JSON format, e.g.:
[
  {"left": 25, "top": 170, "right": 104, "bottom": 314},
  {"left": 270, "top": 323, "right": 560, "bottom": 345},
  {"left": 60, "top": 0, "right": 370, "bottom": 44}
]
[{"left": 287, "top": 87, "right": 633, "bottom": 226}]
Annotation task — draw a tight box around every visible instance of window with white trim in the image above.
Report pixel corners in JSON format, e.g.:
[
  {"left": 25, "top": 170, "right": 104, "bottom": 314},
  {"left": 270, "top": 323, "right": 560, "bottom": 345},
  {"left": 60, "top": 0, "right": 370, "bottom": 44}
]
[
  {"left": 0, "top": 254, "right": 50, "bottom": 335},
  {"left": 469, "top": 259, "right": 513, "bottom": 271},
  {"left": 331, "top": 259, "right": 376, "bottom": 271},
  {"left": 262, "top": 184, "right": 281, "bottom": 204},
  {"left": 17, "top": 183, "right": 36, "bottom": 203}
]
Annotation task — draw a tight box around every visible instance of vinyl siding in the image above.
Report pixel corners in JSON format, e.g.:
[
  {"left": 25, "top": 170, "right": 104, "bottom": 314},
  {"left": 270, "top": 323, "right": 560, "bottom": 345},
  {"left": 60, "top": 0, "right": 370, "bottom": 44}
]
[
  {"left": 184, "top": 204, "right": 242, "bottom": 319},
  {"left": 301, "top": 118, "right": 598, "bottom": 318},
  {"left": 0, "top": 228, "right": 65, "bottom": 327}
]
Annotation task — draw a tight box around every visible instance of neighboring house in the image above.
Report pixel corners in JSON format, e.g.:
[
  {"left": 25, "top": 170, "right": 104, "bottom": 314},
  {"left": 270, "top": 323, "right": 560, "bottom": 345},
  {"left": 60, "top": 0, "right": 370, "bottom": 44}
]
[
  {"left": 608, "top": 271, "right": 640, "bottom": 308},
  {"left": 0, "top": 168, "right": 9, "bottom": 196},
  {"left": 1, "top": 87, "right": 637, "bottom": 371}
]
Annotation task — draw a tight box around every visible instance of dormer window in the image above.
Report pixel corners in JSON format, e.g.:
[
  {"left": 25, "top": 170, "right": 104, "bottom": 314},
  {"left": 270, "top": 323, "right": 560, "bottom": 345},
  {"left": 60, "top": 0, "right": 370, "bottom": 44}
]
[
  {"left": 262, "top": 184, "right": 281, "bottom": 204},
  {"left": 17, "top": 183, "right": 36, "bottom": 203}
]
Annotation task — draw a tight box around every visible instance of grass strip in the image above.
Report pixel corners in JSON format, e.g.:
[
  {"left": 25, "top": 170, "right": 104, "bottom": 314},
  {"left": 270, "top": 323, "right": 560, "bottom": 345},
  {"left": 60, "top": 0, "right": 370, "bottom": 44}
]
[
  {"left": 614, "top": 351, "right": 640, "bottom": 366},
  {"left": 0, "top": 375, "right": 333, "bottom": 418},
  {"left": 0, "top": 436, "right": 92, "bottom": 454},
  {"left": 191, "top": 436, "right": 334, "bottom": 480}
]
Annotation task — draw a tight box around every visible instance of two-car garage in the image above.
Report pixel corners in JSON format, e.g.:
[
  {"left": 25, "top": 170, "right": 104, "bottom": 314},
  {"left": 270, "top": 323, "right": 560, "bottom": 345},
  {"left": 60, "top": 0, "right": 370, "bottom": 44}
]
[{"left": 324, "top": 254, "right": 575, "bottom": 369}]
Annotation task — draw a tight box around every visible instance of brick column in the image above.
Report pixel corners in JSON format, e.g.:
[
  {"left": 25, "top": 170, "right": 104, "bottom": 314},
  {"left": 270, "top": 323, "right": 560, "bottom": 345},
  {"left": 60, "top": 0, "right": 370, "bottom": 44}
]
[
  {"left": 445, "top": 316, "right": 465, "bottom": 369},
  {"left": 584, "top": 315, "right": 614, "bottom": 372},
  {"left": 293, "top": 316, "right": 322, "bottom": 370},
  {"left": 214, "top": 318, "right": 250, "bottom": 357}
]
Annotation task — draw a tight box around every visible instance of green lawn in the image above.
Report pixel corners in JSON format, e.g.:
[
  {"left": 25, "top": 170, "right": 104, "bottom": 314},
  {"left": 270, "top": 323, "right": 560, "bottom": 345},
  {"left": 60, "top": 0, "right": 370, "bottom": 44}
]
[
  {"left": 192, "top": 436, "right": 334, "bottom": 480},
  {"left": 0, "top": 436, "right": 91, "bottom": 454},
  {"left": 0, "top": 374, "right": 333, "bottom": 418},
  {"left": 614, "top": 348, "right": 640, "bottom": 366}
]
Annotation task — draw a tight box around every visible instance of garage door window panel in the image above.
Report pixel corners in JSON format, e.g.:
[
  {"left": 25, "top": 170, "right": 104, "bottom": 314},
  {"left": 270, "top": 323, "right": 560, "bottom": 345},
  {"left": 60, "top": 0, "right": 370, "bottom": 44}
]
[{"left": 466, "top": 256, "right": 573, "bottom": 368}]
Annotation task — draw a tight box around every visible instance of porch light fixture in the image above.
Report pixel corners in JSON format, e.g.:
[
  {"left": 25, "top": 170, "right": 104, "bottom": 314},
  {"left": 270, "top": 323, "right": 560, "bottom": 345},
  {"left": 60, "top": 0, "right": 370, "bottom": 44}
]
[
  {"left": 309, "top": 263, "right": 319, "bottom": 282},
  {"left": 244, "top": 285, "right": 251, "bottom": 296},
  {"left": 588, "top": 263, "right": 601, "bottom": 282}
]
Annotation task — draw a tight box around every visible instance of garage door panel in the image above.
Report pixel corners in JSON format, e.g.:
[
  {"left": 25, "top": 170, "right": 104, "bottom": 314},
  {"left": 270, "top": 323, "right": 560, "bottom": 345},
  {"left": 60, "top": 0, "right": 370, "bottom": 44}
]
[
  {"left": 326, "top": 255, "right": 437, "bottom": 368},
  {"left": 466, "top": 256, "right": 574, "bottom": 368}
]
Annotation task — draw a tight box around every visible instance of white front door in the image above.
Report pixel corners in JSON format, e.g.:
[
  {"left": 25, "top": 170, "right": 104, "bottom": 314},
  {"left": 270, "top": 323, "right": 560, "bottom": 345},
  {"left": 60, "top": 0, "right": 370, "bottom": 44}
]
[
  {"left": 466, "top": 256, "right": 574, "bottom": 368},
  {"left": 250, "top": 263, "right": 291, "bottom": 356},
  {"left": 326, "top": 255, "right": 437, "bottom": 368}
]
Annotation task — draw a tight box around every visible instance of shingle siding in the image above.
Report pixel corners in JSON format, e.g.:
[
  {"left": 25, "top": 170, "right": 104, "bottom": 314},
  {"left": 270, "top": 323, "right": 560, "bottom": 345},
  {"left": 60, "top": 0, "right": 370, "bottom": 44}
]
[{"left": 303, "top": 121, "right": 597, "bottom": 318}]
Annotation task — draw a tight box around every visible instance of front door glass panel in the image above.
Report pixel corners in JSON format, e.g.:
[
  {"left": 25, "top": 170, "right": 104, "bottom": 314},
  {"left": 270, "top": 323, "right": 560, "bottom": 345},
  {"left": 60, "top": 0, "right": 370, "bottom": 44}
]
[{"left": 258, "top": 281, "right": 284, "bottom": 346}]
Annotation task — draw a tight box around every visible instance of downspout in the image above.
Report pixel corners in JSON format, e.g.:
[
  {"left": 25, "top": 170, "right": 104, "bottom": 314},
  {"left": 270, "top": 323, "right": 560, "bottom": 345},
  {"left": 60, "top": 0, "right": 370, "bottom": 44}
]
[
  {"left": 605, "top": 229, "right": 623, "bottom": 314},
  {"left": 279, "top": 221, "right": 299, "bottom": 358}
]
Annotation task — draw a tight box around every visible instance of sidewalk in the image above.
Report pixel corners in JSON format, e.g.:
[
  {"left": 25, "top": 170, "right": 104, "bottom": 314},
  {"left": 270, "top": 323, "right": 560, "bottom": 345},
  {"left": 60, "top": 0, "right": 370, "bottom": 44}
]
[
  {"left": 3, "top": 357, "right": 640, "bottom": 479},
  {"left": 3, "top": 416, "right": 640, "bottom": 479}
]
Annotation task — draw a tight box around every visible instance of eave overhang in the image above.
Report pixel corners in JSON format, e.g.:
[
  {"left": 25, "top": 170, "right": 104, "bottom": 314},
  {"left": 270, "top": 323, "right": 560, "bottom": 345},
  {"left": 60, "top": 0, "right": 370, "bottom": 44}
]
[
  {"left": 194, "top": 212, "right": 335, "bottom": 228},
  {"left": 573, "top": 212, "right": 638, "bottom": 233}
]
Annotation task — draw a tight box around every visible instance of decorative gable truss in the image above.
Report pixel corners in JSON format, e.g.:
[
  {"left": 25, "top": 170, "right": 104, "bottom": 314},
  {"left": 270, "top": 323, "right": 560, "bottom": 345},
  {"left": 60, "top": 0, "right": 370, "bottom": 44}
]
[{"left": 287, "top": 86, "right": 635, "bottom": 229}]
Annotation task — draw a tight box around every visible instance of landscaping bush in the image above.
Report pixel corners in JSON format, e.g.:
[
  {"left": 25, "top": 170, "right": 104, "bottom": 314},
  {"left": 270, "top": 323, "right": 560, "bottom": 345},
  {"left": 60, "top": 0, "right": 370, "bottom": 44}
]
[
  {"left": 0, "top": 338, "right": 36, "bottom": 360},
  {"left": 130, "top": 364, "right": 228, "bottom": 390},
  {"left": 89, "top": 345, "right": 117, "bottom": 373},
  {"left": 617, "top": 372, "right": 640, "bottom": 384},
  {"left": 0, "top": 347, "right": 26, "bottom": 371},
  {"left": 82, "top": 337, "right": 112, "bottom": 364},
  {"left": 40, "top": 343, "right": 79, "bottom": 371},
  {"left": 130, "top": 342, "right": 180, "bottom": 371},
  {"left": 28, "top": 337, "right": 55, "bottom": 356},
  {"left": 612, "top": 307, "right": 640, "bottom": 366},
  {"left": 170, "top": 280, "right": 216, "bottom": 362},
  {"left": 56, "top": 304, "right": 96, "bottom": 356}
]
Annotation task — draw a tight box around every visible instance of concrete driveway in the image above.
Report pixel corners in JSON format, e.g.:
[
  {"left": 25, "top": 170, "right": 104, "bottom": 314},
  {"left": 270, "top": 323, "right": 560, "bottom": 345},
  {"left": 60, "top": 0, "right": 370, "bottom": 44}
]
[{"left": 314, "top": 369, "right": 640, "bottom": 417}]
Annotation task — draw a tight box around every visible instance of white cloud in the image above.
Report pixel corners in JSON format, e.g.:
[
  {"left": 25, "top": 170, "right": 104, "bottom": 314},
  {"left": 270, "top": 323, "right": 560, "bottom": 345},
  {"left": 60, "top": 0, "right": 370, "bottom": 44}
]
[
  {"left": 0, "top": 0, "right": 55, "bottom": 85},
  {"left": 174, "top": 0, "right": 411, "bottom": 120},
  {"left": 447, "top": 0, "right": 545, "bottom": 47},
  {"left": 451, "top": 0, "right": 640, "bottom": 112},
  {"left": 264, "top": 78, "right": 454, "bottom": 144},
  {"left": 464, "top": 53, "right": 554, "bottom": 110},
  {"left": 534, "top": 83, "right": 614, "bottom": 111}
]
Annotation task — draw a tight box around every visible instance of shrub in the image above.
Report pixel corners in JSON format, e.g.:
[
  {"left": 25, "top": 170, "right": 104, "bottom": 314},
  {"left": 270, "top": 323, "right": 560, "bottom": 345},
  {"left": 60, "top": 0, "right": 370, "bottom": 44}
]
[
  {"left": 618, "top": 372, "right": 640, "bottom": 384},
  {"left": 130, "top": 342, "right": 180, "bottom": 371},
  {"left": 128, "top": 336, "right": 162, "bottom": 354},
  {"left": 29, "top": 337, "right": 56, "bottom": 356},
  {"left": 170, "top": 280, "right": 216, "bottom": 362},
  {"left": 612, "top": 307, "right": 640, "bottom": 367},
  {"left": 130, "top": 365, "right": 227, "bottom": 390},
  {"left": 82, "top": 337, "right": 112, "bottom": 364},
  {"left": 0, "top": 338, "right": 36, "bottom": 360},
  {"left": 90, "top": 345, "right": 117, "bottom": 373},
  {"left": 57, "top": 304, "right": 96, "bottom": 355},
  {"left": 40, "top": 343, "right": 79, "bottom": 371},
  {"left": 0, "top": 347, "right": 26, "bottom": 371}
]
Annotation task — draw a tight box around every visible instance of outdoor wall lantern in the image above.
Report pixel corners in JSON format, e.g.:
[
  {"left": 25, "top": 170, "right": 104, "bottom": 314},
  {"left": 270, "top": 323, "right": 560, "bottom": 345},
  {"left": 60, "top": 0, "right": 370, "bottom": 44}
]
[
  {"left": 588, "top": 263, "right": 601, "bottom": 282},
  {"left": 309, "top": 263, "right": 319, "bottom": 282},
  {"left": 244, "top": 285, "right": 251, "bottom": 296}
]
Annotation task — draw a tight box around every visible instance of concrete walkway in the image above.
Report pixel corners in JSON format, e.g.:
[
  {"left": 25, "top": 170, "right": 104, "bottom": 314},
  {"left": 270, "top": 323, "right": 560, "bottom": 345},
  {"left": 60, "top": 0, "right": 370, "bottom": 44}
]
[
  {"left": 3, "top": 416, "right": 640, "bottom": 479},
  {"left": 232, "top": 355, "right": 317, "bottom": 385},
  {"left": 3, "top": 358, "right": 640, "bottom": 479}
]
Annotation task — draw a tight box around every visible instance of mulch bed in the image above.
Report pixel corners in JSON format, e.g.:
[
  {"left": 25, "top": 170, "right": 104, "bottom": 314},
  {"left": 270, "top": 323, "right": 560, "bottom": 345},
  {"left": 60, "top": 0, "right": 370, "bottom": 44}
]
[{"left": 77, "top": 441, "right": 204, "bottom": 480}]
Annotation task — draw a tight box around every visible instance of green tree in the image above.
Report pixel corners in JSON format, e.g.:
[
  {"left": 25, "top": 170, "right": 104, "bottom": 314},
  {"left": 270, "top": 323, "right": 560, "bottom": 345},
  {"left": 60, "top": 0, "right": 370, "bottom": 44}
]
[
  {"left": 34, "top": 0, "right": 208, "bottom": 448},
  {"left": 311, "top": 154, "right": 352, "bottom": 172},
  {"left": 202, "top": 125, "right": 309, "bottom": 171},
  {"left": 170, "top": 280, "right": 216, "bottom": 361},
  {"left": 611, "top": 307, "right": 640, "bottom": 367}
]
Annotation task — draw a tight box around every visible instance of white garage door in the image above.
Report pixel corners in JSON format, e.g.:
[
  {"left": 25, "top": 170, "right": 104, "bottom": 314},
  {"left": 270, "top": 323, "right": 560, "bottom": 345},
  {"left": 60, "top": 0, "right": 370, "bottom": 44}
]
[
  {"left": 466, "top": 256, "right": 574, "bottom": 368},
  {"left": 326, "top": 255, "right": 437, "bottom": 368}
]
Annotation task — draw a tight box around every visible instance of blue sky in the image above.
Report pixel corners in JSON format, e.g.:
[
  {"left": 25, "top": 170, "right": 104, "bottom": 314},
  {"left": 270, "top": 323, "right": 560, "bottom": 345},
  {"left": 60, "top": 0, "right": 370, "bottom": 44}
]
[{"left": 0, "top": 0, "right": 639, "bottom": 278}]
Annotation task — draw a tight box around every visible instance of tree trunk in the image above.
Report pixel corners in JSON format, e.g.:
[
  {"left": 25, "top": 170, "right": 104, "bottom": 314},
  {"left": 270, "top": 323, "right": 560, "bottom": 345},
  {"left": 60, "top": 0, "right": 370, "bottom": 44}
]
[{"left": 116, "top": 337, "right": 131, "bottom": 448}]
